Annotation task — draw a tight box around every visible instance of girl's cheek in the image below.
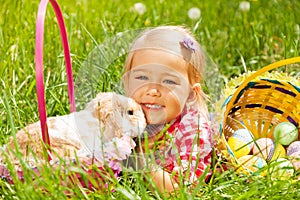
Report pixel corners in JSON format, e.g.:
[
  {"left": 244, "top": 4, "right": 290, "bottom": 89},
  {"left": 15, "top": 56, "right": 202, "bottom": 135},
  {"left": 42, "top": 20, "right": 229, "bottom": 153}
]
[{"left": 129, "top": 84, "right": 147, "bottom": 99}]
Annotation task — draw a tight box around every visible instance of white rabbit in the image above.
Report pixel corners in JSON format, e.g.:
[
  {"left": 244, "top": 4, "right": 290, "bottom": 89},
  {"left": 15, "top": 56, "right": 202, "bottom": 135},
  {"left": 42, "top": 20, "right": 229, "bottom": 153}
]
[{"left": 1, "top": 92, "right": 146, "bottom": 166}]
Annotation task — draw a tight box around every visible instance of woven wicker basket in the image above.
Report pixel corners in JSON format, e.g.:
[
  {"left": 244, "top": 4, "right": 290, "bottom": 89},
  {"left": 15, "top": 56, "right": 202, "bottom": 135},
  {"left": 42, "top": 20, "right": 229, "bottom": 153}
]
[{"left": 219, "top": 57, "right": 300, "bottom": 174}]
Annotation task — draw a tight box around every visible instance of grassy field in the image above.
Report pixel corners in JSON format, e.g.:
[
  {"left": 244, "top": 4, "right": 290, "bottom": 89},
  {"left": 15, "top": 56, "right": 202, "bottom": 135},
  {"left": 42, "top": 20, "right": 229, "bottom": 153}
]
[{"left": 1, "top": 0, "right": 300, "bottom": 199}]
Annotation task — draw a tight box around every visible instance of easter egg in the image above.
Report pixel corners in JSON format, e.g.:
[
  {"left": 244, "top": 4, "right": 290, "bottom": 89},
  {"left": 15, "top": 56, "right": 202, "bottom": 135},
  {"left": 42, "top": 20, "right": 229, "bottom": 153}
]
[
  {"left": 270, "top": 143, "right": 286, "bottom": 161},
  {"left": 269, "top": 158, "right": 294, "bottom": 180},
  {"left": 252, "top": 138, "right": 286, "bottom": 161},
  {"left": 227, "top": 129, "right": 254, "bottom": 158},
  {"left": 288, "top": 151, "right": 300, "bottom": 171},
  {"left": 237, "top": 155, "right": 267, "bottom": 174},
  {"left": 252, "top": 138, "right": 274, "bottom": 161},
  {"left": 273, "top": 122, "right": 298, "bottom": 146},
  {"left": 286, "top": 141, "right": 300, "bottom": 156}
]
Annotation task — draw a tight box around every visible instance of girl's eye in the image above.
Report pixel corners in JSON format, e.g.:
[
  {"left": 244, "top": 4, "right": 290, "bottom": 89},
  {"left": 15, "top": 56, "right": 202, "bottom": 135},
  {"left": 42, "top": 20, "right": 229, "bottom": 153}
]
[
  {"left": 163, "top": 79, "right": 177, "bottom": 85},
  {"left": 135, "top": 75, "right": 148, "bottom": 80}
]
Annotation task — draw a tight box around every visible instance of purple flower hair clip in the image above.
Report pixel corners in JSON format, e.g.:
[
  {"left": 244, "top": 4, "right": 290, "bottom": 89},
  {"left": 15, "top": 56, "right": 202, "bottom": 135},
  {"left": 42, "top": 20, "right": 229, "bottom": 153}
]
[{"left": 180, "top": 37, "right": 196, "bottom": 53}]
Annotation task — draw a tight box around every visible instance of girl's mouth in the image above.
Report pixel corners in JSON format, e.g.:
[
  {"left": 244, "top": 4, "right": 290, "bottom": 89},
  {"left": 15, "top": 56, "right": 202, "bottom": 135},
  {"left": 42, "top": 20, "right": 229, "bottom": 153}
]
[{"left": 141, "top": 103, "right": 164, "bottom": 111}]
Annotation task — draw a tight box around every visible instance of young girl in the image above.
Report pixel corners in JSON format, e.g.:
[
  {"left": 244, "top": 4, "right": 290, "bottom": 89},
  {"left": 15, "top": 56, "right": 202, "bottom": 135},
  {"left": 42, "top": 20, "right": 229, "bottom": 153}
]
[{"left": 122, "top": 26, "right": 212, "bottom": 192}]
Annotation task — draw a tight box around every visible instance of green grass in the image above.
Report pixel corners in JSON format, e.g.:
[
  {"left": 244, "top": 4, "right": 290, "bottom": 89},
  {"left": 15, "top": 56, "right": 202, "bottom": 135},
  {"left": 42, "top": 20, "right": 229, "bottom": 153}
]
[{"left": 1, "top": 0, "right": 300, "bottom": 199}]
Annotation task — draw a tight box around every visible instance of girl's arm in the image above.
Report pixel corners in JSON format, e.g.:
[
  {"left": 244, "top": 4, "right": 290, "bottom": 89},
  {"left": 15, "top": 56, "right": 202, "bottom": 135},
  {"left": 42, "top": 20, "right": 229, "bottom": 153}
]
[
  {"left": 138, "top": 134, "right": 179, "bottom": 193},
  {"left": 139, "top": 111, "right": 212, "bottom": 192}
]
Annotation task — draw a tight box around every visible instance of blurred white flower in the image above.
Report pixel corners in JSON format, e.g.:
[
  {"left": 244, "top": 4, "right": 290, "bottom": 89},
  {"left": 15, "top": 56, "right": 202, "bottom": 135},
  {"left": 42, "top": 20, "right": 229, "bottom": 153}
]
[
  {"left": 133, "top": 2, "right": 146, "bottom": 15},
  {"left": 239, "top": 1, "right": 250, "bottom": 12},
  {"left": 10, "top": 44, "right": 18, "bottom": 61},
  {"left": 188, "top": 7, "right": 201, "bottom": 20}
]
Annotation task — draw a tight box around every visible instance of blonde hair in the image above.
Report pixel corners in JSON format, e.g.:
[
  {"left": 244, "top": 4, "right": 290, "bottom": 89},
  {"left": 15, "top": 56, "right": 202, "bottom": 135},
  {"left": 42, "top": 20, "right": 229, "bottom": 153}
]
[{"left": 124, "top": 25, "right": 209, "bottom": 116}]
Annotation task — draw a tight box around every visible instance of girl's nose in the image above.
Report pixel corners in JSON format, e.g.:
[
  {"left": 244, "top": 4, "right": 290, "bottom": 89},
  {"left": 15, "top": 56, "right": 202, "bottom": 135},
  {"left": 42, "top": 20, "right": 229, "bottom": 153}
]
[{"left": 147, "top": 88, "right": 161, "bottom": 97}]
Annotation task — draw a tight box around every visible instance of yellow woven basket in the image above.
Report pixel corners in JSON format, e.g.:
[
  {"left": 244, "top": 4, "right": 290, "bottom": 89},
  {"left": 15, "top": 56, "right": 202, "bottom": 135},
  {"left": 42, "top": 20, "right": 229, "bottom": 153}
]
[{"left": 219, "top": 57, "right": 300, "bottom": 174}]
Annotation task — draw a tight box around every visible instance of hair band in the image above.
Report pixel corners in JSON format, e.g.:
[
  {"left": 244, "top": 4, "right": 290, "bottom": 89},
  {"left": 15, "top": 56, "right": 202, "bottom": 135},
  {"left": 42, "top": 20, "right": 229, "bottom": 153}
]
[{"left": 180, "top": 37, "right": 196, "bottom": 53}]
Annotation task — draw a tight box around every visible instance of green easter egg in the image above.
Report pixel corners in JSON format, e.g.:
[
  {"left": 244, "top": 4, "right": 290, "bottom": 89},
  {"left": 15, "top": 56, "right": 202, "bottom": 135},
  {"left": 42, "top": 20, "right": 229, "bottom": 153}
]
[{"left": 273, "top": 122, "right": 298, "bottom": 146}]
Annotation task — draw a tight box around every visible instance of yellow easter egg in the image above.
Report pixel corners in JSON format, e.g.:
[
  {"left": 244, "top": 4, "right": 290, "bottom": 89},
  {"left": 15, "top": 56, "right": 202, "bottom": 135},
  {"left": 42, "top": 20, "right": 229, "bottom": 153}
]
[
  {"left": 270, "top": 143, "right": 286, "bottom": 161},
  {"left": 228, "top": 129, "right": 254, "bottom": 158}
]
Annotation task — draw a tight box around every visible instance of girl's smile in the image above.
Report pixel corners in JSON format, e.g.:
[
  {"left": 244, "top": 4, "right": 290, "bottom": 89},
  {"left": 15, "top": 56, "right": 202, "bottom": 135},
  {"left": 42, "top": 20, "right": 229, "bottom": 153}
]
[{"left": 142, "top": 103, "right": 164, "bottom": 110}]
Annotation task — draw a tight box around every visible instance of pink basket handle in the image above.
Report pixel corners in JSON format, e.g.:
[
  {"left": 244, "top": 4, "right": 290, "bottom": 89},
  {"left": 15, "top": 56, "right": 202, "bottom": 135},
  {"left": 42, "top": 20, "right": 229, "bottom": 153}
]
[{"left": 35, "top": 0, "right": 76, "bottom": 161}]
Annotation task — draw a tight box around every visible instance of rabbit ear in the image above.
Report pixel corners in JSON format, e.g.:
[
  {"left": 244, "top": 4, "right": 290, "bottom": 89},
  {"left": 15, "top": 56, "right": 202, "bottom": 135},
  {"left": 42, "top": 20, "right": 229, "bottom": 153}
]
[
  {"left": 98, "top": 95, "right": 114, "bottom": 121},
  {"left": 85, "top": 92, "right": 114, "bottom": 121}
]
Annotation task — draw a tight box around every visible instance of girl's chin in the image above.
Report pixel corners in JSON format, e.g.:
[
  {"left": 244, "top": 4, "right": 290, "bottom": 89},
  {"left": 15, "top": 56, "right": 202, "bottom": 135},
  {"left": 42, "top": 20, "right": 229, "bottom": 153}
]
[
  {"left": 146, "top": 119, "right": 165, "bottom": 125},
  {"left": 143, "top": 110, "right": 166, "bottom": 124},
  {"left": 145, "top": 116, "right": 174, "bottom": 125},
  {"left": 145, "top": 116, "right": 166, "bottom": 125}
]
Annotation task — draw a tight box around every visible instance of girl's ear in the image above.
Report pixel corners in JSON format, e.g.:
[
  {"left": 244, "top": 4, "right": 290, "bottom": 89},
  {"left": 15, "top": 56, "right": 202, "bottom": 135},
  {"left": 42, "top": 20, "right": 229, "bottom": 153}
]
[
  {"left": 192, "top": 83, "right": 201, "bottom": 96},
  {"left": 188, "top": 83, "right": 201, "bottom": 103}
]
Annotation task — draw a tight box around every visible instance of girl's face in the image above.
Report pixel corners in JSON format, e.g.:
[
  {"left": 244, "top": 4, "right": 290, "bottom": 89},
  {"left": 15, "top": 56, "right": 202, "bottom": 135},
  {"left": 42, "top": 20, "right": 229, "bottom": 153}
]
[{"left": 123, "top": 50, "right": 192, "bottom": 124}]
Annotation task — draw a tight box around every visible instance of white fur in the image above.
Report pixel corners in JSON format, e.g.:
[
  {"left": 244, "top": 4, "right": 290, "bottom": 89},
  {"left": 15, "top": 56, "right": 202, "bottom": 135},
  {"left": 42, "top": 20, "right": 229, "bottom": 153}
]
[{"left": 1, "top": 92, "right": 146, "bottom": 165}]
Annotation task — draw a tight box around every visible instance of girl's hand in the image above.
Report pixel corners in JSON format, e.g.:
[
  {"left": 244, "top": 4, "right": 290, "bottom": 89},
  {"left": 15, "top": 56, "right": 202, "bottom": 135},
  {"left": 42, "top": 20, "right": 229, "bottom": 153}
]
[
  {"left": 150, "top": 167, "right": 179, "bottom": 193},
  {"left": 140, "top": 133, "right": 170, "bottom": 153}
]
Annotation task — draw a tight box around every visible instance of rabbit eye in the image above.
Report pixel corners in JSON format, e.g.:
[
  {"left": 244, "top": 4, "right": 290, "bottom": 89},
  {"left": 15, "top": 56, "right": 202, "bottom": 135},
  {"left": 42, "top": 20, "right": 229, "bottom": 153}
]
[{"left": 127, "top": 110, "right": 134, "bottom": 115}]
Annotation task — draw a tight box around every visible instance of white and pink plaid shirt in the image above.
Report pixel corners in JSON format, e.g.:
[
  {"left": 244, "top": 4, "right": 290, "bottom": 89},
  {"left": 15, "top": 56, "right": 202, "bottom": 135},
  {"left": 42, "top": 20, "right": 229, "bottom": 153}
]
[{"left": 151, "top": 104, "right": 212, "bottom": 185}]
